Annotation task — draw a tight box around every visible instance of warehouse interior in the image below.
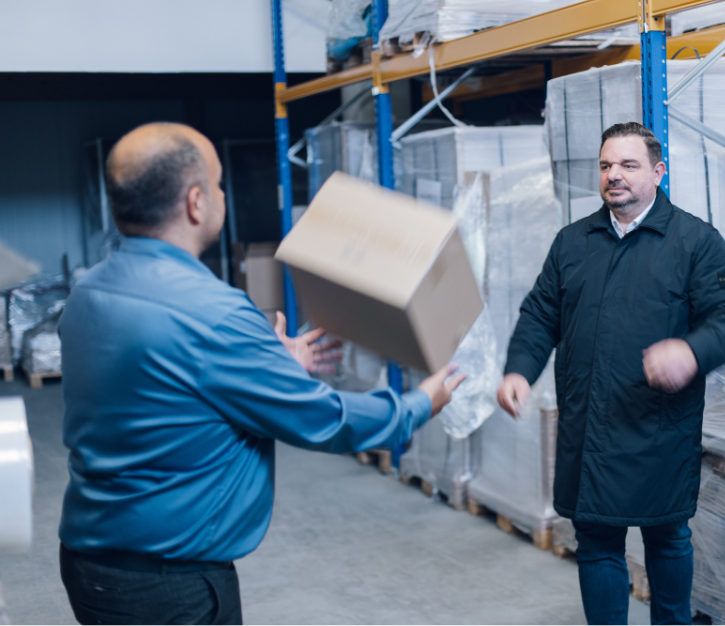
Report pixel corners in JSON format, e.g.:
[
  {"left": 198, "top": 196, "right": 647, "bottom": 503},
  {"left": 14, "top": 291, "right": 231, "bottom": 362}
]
[{"left": 2, "top": 0, "right": 725, "bottom": 624}]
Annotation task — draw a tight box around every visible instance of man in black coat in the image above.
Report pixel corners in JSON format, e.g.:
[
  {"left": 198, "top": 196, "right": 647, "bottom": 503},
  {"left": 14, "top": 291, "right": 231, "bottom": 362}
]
[{"left": 498, "top": 122, "right": 725, "bottom": 625}]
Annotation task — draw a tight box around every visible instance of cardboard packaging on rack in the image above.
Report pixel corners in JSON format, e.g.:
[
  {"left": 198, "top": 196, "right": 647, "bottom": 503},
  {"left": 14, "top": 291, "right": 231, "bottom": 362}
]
[
  {"left": 275, "top": 172, "right": 483, "bottom": 374},
  {"left": 233, "top": 242, "right": 284, "bottom": 326}
]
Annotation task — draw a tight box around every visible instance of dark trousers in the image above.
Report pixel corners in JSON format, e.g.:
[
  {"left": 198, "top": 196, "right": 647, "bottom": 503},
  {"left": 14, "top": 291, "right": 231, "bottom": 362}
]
[
  {"left": 574, "top": 520, "right": 693, "bottom": 626},
  {"left": 60, "top": 544, "right": 242, "bottom": 625}
]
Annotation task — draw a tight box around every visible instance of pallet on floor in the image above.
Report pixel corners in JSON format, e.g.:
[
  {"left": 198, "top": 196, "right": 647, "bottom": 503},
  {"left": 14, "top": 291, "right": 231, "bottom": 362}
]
[
  {"left": 400, "top": 470, "right": 468, "bottom": 510},
  {"left": 2, "top": 365, "right": 12, "bottom": 382},
  {"left": 627, "top": 555, "right": 650, "bottom": 603},
  {"left": 25, "top": 370, "right": 61, "bottom": 389},
  {"left": 467, "top": 496, "right": 554, "bottom": 550},
  {"left": 355, "top": 449, "right": 392, "bottom": 475}
]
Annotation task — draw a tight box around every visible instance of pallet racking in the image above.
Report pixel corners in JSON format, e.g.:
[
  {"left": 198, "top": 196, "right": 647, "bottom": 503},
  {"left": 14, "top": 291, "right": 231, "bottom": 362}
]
[{"left": 270, "top": 0, "right": 725, "bottom": 464}]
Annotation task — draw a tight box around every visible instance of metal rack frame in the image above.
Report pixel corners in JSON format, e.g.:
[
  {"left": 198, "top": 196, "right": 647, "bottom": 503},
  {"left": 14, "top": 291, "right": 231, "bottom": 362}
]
[{"left": 271, "top": 0, "right": 725, "bottom": 463}]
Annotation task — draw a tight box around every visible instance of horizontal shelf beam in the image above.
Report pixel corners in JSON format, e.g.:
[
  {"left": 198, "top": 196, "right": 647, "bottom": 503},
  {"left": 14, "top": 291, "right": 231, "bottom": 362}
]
[
  {"left": 418, "top": 24, "right": 724, "bottom": 104},
  {"left": 278, "top": 0, "right": 724, "bottom": 103}
]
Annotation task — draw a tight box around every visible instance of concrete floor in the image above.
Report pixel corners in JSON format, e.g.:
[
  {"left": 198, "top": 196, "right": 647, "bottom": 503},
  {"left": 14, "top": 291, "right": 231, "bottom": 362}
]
[{"left": 0, "top": 379, "right": 651, "bottom": 624}]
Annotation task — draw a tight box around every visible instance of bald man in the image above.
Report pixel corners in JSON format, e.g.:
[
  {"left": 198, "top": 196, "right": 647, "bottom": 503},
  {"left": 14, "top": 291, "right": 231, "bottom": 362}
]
[{"left": 58, "top": 123, "right": 464, "bottom": 625}]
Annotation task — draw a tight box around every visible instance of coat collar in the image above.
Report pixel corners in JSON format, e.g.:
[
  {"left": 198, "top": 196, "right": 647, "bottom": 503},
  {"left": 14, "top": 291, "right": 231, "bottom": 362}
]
[{"left": 586, "top": 186, "right": 672, "bottom": 237}]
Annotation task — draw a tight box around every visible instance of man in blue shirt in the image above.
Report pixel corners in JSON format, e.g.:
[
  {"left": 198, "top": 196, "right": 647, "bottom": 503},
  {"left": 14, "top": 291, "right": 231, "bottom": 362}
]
[{"left": 58, "top": 122, "right": 464, "bottom": 625}]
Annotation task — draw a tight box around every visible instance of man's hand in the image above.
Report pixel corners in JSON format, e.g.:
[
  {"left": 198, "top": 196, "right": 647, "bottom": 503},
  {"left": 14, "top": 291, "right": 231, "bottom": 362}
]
[
  {"left": 497, "top": 373, "right": 531, "bottom": 418},
  {"left": 643, "top": 338, "right": 698, "bottom": 393},
  {"left": 274, "top": 312, "right": 342, "bottom": 374},
  {"left": 418, "top": 363, "right": 467, "bottom": 417}
]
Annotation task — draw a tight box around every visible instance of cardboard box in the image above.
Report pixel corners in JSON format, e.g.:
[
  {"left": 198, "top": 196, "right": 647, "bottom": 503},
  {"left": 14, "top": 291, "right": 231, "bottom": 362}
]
[
  {"left": 234, "top": 242, "right": 284, "bottom": 312},
  {"left": 275, "top": 172, "right": 483, "bottom": 374}
]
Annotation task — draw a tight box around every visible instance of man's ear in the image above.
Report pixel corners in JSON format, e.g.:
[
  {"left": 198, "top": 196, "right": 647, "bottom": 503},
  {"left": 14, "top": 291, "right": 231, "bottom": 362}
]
[
  {"left": 187, "top": 186, "right": 203, "bottom": 225},
  {"left": 653, "top": 161, "right": 667, "bottom": 186}
]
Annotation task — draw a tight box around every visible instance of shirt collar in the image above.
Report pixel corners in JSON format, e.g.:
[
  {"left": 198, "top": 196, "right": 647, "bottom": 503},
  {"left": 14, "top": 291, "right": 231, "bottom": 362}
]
[
  {"left": 610, "top": 195, "right": 656, "bottom": 238},
  {"left": 118, "top": 236, "right": 215, "bottom": 277}
]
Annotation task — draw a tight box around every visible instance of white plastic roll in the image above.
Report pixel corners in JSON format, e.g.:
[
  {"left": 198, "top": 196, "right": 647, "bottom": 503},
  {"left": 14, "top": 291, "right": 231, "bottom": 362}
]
[{"left": 0, "top": 397, "right": 33, "bottom": 553}]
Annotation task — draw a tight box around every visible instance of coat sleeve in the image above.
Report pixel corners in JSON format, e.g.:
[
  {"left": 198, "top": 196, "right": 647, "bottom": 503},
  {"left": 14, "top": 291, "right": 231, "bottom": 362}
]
[
  {"left": 683, "top": 226, "right": 725, "bottom": 375},
  {"left": 503, "top": 230, "right": 563, "bottom": 385}
]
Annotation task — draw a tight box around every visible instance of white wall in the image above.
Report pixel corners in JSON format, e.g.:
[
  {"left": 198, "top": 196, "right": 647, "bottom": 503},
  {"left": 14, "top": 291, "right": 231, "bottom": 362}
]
[{"left": 0, "top": 0, "right": 328, "bottom": 73}]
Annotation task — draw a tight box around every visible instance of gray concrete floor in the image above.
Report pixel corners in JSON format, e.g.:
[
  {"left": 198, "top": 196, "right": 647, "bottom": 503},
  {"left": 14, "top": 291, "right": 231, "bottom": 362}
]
[{"left": 0, "top": 379, "right": 651, "bottom": 624}]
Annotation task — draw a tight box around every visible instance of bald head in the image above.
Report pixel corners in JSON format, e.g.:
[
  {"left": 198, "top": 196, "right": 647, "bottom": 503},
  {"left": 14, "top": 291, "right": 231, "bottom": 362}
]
[{"left": 106, "top": 123, "right": 211, "bottom": 235}]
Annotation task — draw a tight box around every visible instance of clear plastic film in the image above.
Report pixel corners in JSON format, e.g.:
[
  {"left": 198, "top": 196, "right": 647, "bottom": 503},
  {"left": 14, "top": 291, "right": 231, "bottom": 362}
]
[
  {"left": 379, "top": 0, "right": 638, "bottom": 44},
  {"left": 21, "top": 313, "right": 61, "bottom": 375},
  {"left": 8, "top": 275, "right": 69, "bottom": 365},
  {"left": 466, "top": 156, "right": 562, "bottom": 532},
  {"left": 327, "top": 0, "right": 371, "bottom": 40},
  {"left": 670, "top": 4, "right": 725, "bottom": 36},
  {"left": 400, "top": 125, "right": 549, "bottom": 210},
  {"left": 703, "top": 365, "right": 725, "bottom": 457},
  {"left": 545, "top": 60, "right": 725, "bottom": 230},
  {"left": 690, "top": 453, "right": 725, "bottom": 623}
]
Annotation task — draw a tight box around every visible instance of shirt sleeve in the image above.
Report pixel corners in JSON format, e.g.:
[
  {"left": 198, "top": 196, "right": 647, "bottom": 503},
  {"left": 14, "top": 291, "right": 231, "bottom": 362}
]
[
  {"left": 198, "top": 302, "right": 432, "bottom": 453},
  {"left": 683, "top": 227, "right": 725, "bottom": 375},
  {"left": 504, "top": 231, "right": 563, "bottom": 385}
]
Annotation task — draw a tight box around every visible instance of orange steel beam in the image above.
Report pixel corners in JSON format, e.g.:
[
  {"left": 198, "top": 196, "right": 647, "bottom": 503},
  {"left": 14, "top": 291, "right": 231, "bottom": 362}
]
[
  {"left": 417, "top": 24, "right": 725, "bottom": 105},
  {"left": 278, "top": 0, "right": 725, "bottom": 103}
]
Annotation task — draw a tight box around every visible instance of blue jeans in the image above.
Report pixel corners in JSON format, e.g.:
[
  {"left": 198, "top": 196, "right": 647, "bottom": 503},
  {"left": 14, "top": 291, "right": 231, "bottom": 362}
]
[{"left": 574, "top": 520, "right": 693, "bottom": 625}]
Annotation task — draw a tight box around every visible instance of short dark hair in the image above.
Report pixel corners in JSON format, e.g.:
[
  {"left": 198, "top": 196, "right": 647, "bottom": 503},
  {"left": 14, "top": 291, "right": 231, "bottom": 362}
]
[
  {"left": 106, "top": 129, "right": 206, "bottom": 231},
  {"left": 600, "top": 122, "right": 662, "bottom": 167}
]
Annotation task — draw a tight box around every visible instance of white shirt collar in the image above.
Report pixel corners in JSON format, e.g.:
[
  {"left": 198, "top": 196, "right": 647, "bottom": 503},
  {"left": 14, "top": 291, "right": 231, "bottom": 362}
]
[{"left": 610, "top": 195, "right": 657, "bottom": 239}]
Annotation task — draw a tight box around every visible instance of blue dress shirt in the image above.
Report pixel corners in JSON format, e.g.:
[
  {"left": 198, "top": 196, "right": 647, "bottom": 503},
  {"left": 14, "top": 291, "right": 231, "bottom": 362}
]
[{"left": 59, "top": 237, "right": 431, "bottom": 562}]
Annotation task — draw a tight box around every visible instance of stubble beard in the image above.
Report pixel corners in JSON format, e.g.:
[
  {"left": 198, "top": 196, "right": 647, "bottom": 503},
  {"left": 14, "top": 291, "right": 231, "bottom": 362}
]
[{"left": 602, "top": 184, "right": 641, "bottom": 214}]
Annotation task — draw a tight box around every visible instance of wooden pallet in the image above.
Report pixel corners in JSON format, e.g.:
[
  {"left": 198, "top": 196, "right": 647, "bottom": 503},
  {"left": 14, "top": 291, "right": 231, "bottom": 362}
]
[
  {"left": 2, "top": 365, "right": 13, "bottom": 382},
  {"left": 467, "top": 496, "right": 553, "bottom": 550},
  {"left": 356, "top": 449, "right": 392, "bottom": 475},
  {"left": 627, "top": 556, "right": 651, "bottom": 604},
  {"left": 327, "top": 37, "right": 373, "bottom": 75},
  {"left": 26, "top": 370, "right": 61, "bottom": 389},
  {"left": 401, "top": 471, "right": 467, "bottom": 510},
  {"left": 552, "top": 543, "right": 576, "bottom": 559}
]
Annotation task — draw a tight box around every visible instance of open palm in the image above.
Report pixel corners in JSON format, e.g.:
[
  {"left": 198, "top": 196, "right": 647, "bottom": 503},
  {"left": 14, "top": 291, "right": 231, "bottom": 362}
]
[{"left": 274, "top": 312, "right": 342, "bottom": 374}]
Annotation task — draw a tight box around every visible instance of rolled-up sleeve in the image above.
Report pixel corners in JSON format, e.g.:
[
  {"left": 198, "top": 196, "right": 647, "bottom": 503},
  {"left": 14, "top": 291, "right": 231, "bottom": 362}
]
[{"left": 198, "top": 303, "right": 431, "bottom": 453}]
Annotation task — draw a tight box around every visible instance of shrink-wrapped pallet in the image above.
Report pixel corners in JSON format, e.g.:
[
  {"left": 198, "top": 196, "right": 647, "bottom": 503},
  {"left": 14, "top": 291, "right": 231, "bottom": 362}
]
[
  {"left": 545, "top": 60, "right": 725, "bottom": 230},
  {"left": 465, "top": 157, "right": 561, "bottom": 536},
  {"left": 400, "top": 125, "right": 548, "bottom": 210},
  {"left": 379, "top": 0, "right": 638, "bottom": 45},
  {"left": 21, "top": 315, "right": 61, "bottom": 376},
  {"left": 8, "top": 275, "right": 69, "bottom": 365},
  {"left": 671, "top": 4, "right": 725, "bottom": 36},
  {"left": 690, "top": 453, "right": 725, "bottom": 623}
]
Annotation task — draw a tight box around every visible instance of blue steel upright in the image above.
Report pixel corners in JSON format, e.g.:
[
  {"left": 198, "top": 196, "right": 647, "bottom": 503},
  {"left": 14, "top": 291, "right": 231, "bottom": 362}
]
[
  {"left": 271, "top": 0, "right": 298, "bottom": 336},
  {"left": 371, "top": 0, "right": 405, "bottom": 465},
  {"left": 640, "top": 28, "right": 670, "bottom": 197}
]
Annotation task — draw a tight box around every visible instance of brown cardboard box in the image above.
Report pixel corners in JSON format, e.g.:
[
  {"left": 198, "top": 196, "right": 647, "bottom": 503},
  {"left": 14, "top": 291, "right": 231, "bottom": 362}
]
[
  {"left": 234, "top": 242, "right": 284, "bottom": 312},
  {"left": 275, "top": 172, "right": 483, "bottom": 374}
]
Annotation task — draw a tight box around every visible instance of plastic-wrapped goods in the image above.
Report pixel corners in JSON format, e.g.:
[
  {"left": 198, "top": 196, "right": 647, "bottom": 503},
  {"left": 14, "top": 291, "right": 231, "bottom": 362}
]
[
  {"left": 21, "top": 315, "right": 61, "bottom": 375},
  {"left": 671, "top": 4, "right": 725, "bottom": 36},
  {"left": 552, "top": 516, "right": 577, "bottom": 554},
  {"left": 690, "top": 453, "right": 725, "bottom": 623},
  {"left": 466, "top": 156, "right": 561, "bottom": 533},
  {"left": 318, "top": 341, "right": 387, "bottom": 392},
  {"left": 379, "top": 0, "right": 638, "bottom": 45},
  {"left": 545, "top": 60, "right": 725, "bottom": 229},
  {"left": 703, "top": 366, "right": 725, "bottom": 457},
  {"left": 8, "top": 275, "right": 69, "bottom": 365},
  {"left": 0, "top": 298, "right": 11, "bottom": 370},
  {"left": 400, "top": 125, "right": 548, "bottom": 210}
]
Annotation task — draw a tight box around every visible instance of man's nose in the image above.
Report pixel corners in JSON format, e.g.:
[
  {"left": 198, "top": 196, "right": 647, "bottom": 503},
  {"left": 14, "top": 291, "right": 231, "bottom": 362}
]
[{"left": 608, "top": 164, "right": 623, "bottom": 180}]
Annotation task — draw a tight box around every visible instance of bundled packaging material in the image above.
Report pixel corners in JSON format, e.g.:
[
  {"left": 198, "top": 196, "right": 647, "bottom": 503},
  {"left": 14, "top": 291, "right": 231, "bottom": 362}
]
[
  {"left": 552, "top": 516, "right": 577, "bottom": 554},
  {"left": 691, "top": 453, "right": 725, "bottom": 622},
  {"left": 0, "top": 240, "right": 39, "bottom": 292},
  {"left": 400, "top": 126, "right": 548, "bottom": 210},
  {"left": 546, "top": 60, "right": 725, "bottom": 229},
  {"left": 671, "top": 4, "right": 725, "bottom": 36},
  {"left": 379, "top": 0, "right": 638, "bottom": 45},
  {"left": 21, "top": 315, "right": 61, "bottom": 376},
  {"left": 8, "top": 275, "right": 69, "bottom": 365},
  {"left": 703, "top": 365, "right": 725, "bottom": 457},
  {"left": 276, "top": 171, "right": 483, "bottom": 373}
]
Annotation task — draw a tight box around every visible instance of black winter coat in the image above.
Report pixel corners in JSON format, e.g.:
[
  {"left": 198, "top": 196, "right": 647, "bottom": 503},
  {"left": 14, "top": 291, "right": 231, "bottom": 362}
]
[{"left": 505, "top": 188, "right": 725, "bottom": 526}]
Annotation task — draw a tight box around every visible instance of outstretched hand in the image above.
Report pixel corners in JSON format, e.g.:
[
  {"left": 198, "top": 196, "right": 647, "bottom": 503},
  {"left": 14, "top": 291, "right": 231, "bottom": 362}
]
[
  {"left": 497, "top": 373, "right": 531, "bottom": 418},
  {"left": 418, "top": 363, "right": 467, "bottom": 417},
  {"left": 274, "top": 312, "right": 343, "bottom": 374}
]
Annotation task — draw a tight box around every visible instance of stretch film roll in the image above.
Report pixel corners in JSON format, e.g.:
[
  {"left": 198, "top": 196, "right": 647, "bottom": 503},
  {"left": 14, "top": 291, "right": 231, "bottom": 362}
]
[{"left": 0, "top": 397, "right": 33, "bottom": 553}]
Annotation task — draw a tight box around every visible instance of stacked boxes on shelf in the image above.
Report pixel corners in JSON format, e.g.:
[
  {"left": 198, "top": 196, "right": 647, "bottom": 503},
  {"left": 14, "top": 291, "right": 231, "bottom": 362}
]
[
  {"left": 0, "top": 297, "right": 12, "bottom": 381},
  {"left": 545, "top": 60, "right": 725, "bottom": 229},
  {"left": 397, "top": 126, "right": 559, "bottom": 510}
]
